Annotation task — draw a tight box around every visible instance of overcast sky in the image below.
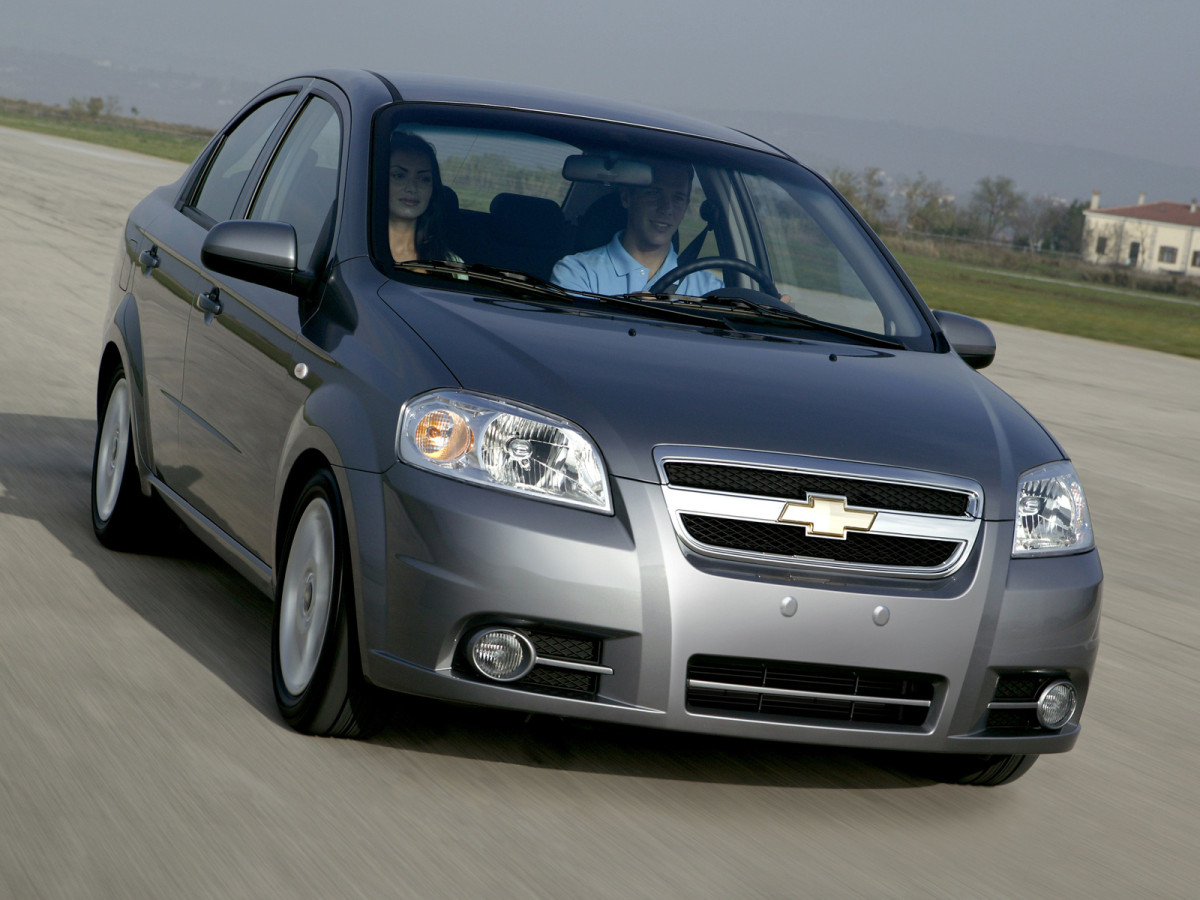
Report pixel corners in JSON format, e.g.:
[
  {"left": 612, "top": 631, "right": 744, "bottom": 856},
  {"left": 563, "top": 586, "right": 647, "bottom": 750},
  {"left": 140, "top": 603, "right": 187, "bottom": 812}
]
[{"left": 11, "top": 0, "right": 1200, "bottom": 170}]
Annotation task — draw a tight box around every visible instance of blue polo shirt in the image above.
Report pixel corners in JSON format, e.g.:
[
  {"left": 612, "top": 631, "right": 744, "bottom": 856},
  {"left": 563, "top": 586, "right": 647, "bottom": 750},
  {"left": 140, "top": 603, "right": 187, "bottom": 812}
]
[{"left": 551, "top": 231, "right": 723, "bottom": 296}]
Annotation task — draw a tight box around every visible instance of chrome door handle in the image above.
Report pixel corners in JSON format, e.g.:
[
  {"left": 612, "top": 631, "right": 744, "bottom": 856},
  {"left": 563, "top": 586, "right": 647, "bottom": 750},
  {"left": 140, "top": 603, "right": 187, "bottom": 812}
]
[
  {"left": 139, "top": 246, "right": 159, "bottom": 275},
  {"left": 197, "top": 288, "right": 223, "bottom": 316}
]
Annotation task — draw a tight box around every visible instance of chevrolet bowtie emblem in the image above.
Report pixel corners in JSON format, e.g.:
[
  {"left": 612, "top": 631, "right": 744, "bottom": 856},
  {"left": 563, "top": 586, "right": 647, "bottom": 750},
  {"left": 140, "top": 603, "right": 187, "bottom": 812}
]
[{"left": 778, "top": 495, "right": 878, "bottom": 539}]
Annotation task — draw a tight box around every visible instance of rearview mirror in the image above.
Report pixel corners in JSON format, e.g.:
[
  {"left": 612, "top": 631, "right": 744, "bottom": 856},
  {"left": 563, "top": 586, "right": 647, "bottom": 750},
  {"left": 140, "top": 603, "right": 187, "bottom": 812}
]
[{"left": 562, "top": 155, "right": 652, "bottom": 186}]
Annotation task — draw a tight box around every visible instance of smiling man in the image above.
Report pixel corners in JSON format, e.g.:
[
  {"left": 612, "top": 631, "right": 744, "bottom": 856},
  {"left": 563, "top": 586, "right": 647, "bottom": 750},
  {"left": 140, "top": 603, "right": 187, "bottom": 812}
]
[{"left": 551, "top": 161, "right": 721, "bottom": 296}]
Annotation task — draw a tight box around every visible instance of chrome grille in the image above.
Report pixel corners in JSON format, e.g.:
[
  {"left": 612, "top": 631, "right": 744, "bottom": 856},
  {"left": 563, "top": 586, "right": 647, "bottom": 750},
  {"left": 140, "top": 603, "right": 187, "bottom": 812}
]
[
  {"left": 680, "top": 515, "right": 960, "bottom": 568},
  {"left": 664, "top": 462, "right": 969, "bottom": 516},
  {"left": 656, "top": 447, "right": 983, "bottom": 579},
  {"left": 687, "top": 655, "right": 936, "bottom": 727}
]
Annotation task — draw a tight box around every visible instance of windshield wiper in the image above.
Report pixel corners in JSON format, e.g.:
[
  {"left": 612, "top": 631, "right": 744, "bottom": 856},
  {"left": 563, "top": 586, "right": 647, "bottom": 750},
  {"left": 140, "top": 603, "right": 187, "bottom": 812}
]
[
  {"left": 397, "top": 260, "right": 733, "bottom": 327},
  {"left": 395, "top": 260, "right": 577, "bottom": 303},
  {"left": 643, "top": 290, "right": 907, "bottom": 349}
]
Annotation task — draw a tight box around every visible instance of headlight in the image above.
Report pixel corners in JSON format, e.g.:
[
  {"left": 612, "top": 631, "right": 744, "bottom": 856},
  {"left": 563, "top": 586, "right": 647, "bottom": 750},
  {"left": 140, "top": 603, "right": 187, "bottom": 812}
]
[
  {"left": 1012, "top": 461, "right": 1094, "bottom": 556},
  {"left": 398, "top": 390, "right": 611, "bottom": 513}
]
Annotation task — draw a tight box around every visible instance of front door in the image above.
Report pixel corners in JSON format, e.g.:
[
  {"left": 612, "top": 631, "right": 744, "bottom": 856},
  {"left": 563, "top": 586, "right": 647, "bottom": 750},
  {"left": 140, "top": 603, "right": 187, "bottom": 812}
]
[{"left": 178, "top": 96, "right": 342, "bottom": 563}]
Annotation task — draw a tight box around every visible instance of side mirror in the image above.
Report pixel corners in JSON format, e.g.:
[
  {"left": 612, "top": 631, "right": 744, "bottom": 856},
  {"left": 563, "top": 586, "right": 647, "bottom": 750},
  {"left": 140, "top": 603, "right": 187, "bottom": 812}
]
[
  {"left": 201, "top": 220, "right": 312, "bottom": 295},
  {"left": 932, "top": 310, "right": 996, "bottom": 369}
]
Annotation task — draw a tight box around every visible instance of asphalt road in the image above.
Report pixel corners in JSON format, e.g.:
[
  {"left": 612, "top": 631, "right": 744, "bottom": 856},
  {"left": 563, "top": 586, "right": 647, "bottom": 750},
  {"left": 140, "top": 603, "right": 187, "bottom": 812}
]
[{"left": 1, "top": 125, "right": 1198, "bottom": 900}]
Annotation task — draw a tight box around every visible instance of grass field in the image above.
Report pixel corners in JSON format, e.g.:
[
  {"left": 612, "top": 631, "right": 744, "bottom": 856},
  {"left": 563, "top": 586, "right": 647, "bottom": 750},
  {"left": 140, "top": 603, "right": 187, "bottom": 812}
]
[
  {"left": 3, "top": 98, "right": 1197, "bottom": 360},
  {"left": 893, "top": 251, "right": 1200, "bottom": 360},
  {"left": 0, "top": 99, "right": 211, "bottom": 163}
]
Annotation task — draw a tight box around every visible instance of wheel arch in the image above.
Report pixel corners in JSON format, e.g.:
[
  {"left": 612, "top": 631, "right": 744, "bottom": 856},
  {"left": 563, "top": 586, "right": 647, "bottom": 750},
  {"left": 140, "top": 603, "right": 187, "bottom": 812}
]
[{"left": 98, "top": 293, "right": 152, "bottom": 492}]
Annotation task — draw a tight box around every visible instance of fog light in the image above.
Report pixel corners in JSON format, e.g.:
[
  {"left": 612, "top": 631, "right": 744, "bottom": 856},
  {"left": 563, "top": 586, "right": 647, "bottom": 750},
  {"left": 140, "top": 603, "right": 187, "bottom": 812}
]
[
  {"left": 468, "top": 629, "right": 536, "bottom": 682},
  {"left": 1036, "top": 680, "right": 1077, "bottom": 730}
]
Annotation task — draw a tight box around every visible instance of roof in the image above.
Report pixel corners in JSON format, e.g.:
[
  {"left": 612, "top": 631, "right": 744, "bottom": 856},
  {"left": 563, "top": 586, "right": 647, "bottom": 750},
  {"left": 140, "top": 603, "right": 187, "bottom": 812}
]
[
  {"left": 1088, "top": 200, "right": 1200, "bottom": 227},
  {"left": 375, "top": 71, "right": 789, "bottom": 158}
]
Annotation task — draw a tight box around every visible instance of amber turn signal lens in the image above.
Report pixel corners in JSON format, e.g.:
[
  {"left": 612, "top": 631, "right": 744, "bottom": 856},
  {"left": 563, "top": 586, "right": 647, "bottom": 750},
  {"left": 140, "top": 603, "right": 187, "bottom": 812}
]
[{"left": 414, "top": 409, "right": 473, "bottom": 461}]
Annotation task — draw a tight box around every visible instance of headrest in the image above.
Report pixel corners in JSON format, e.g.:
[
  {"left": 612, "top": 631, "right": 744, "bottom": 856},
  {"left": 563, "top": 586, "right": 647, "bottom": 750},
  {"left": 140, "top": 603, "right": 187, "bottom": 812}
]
[
  {"left": 489, "top": 193, "right": 565, "bottom": 233},
  {"left": 437, "top": 185, "right": 459, "bottom": 216}
]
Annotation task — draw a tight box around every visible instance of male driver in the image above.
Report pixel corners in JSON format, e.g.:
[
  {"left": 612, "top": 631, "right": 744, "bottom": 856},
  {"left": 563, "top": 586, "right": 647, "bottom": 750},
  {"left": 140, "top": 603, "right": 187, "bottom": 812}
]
[{"left": 551, "top": 161, "right": 721, "bottom": 296}]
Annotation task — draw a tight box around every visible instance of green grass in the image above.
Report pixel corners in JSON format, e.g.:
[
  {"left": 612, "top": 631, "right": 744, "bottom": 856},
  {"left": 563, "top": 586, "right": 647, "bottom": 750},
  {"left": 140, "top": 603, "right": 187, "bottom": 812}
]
[
  {"left": 0, "top": 99, "right": 211, "bottom": 163},
  {"left": 893, "top": 251, "right": 1200, "bottom": 360}
]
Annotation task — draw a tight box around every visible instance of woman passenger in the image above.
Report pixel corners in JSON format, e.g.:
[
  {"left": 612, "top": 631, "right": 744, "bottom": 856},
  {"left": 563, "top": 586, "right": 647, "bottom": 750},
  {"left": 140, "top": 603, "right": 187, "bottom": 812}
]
[{"left": 388, "top": 132, "right": 460, "bottom": 264}]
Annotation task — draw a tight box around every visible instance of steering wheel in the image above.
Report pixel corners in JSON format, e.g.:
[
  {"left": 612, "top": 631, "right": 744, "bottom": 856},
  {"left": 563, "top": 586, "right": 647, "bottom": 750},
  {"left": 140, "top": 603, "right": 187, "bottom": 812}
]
[{"left": 648, "top": 256, "right": 781, "bottom": 300}]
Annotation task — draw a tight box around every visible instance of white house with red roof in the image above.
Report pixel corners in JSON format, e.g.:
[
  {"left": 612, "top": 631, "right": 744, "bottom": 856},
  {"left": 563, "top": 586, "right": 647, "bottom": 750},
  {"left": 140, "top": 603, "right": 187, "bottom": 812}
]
[{"left": 1082, "top": 191, "right": 1200, "bottom": 276}]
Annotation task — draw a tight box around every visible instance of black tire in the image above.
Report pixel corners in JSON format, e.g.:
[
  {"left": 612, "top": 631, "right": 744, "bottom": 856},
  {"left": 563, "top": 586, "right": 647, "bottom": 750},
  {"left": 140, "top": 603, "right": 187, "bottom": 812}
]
[
  {"left": 271, "top": 469, "right": 376, "bottom": 737},
  {"left": 91, "top": 364, "right": 152, "bottom": 549},
  {"left": 928, "top": 753, "right": 1039, "bottom": 786}
]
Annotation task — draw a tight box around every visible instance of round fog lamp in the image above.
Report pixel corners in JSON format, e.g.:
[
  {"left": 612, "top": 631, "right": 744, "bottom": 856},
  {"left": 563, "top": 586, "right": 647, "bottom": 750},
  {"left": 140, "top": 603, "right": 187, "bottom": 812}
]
[
  {"left": 1036, "top": 680, "right": 1077, "bottom": 730},
  {"left": 469, "top": 629, "right": 536, "bottom": 682}
]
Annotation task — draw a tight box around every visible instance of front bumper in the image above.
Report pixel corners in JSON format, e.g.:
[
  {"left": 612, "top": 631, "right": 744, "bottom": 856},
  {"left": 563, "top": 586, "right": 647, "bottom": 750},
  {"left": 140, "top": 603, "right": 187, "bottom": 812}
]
[{"left": 349, "top": 463, "right": 1101, "bottom": 755}]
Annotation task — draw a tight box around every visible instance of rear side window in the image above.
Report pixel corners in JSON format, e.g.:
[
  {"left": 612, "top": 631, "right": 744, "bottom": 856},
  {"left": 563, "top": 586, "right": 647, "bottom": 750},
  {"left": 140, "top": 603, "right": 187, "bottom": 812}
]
[
  {"left": 191, "top": 95, "right": 293, "bottom": 222},
  {"left": 249, "top": 97, "right": 341, "bottom": 270}
]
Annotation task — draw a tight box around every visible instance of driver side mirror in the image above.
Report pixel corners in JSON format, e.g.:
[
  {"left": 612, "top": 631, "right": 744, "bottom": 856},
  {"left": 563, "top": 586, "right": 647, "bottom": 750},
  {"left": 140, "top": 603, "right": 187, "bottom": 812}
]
[{"left": 932, "top": 310, "right": 996, "bottom": 369}]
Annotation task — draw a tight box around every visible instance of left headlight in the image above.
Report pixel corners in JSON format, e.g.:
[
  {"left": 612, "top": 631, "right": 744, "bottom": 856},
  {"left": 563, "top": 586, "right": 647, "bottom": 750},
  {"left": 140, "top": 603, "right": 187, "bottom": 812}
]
[
  {"left": 397, "top": 390, "right": 612, "bottom": 514},
  {"left": 1012, "top": 460, "right": 1094, "bottom": 557}
]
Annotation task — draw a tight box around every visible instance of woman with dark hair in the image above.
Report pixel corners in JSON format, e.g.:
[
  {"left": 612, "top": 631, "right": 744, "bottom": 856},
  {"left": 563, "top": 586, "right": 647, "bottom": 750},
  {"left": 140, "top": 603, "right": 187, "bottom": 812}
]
[{"left": 388, "top": 131, "right": 459, "bottom": 263}]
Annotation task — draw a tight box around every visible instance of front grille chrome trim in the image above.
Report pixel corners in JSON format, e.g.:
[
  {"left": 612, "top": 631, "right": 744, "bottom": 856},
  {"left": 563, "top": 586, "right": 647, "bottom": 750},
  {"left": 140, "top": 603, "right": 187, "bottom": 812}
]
[
  {"left": 688, "top": 679, "right": 932, "bottom": 708},
  {"left": 655, "top": 446, "right": 983, "bottom": 579},
  {"left": 538, "top": 657, "right": 614, "bottom": 676}
]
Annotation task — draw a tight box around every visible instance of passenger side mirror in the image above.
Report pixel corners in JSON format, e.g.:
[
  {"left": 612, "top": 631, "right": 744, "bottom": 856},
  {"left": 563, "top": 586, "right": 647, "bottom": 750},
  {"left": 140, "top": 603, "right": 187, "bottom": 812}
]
[
  {"left": 201, "top": 220, "right": 313, "bottom": 295},
  {"left": 932, "top": 310, "right": 996, "bottom": 369}
]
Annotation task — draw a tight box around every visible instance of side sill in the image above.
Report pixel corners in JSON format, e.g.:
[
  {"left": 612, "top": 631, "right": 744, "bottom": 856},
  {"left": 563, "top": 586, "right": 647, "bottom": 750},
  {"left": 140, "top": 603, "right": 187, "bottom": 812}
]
[{"left": 149, "top": 474, "right": 274, "bottom": 596}]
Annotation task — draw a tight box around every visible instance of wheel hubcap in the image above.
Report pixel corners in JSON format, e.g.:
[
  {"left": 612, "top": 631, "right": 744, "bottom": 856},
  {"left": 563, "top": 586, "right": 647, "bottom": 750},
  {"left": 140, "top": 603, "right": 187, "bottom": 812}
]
[
  {"left": 95, "top": 379, "right": 131, "bottom": 522},
  {"left": 279, "top": 498, "right": 335, "bottom": 696}
]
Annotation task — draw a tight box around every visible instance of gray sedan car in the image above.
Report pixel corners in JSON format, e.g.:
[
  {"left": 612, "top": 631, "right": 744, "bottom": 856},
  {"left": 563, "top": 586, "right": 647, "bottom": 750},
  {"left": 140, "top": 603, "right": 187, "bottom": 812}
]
[{"left": 93, "top": 70, "right": 1100, "bottom": 785}]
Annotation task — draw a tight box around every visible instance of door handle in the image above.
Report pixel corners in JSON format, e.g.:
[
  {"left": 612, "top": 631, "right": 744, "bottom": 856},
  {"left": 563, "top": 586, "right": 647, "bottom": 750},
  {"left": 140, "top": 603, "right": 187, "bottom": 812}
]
[
  {"left": 197, "top": 288, "right": 223, "bottom": 316},
  {"left": 139, "top": 246, "right": 159, "bottom": 275}
]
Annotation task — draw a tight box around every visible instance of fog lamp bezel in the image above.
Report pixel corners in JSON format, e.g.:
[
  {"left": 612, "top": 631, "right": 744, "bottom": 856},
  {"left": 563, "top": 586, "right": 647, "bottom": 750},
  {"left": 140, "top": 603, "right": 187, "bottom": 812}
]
[
  {"left": 1036, "top": 679, "right": 1078, "bottom": 730},
  {"left": 467, "top": 629, "right": 537, "bottom": 682}
]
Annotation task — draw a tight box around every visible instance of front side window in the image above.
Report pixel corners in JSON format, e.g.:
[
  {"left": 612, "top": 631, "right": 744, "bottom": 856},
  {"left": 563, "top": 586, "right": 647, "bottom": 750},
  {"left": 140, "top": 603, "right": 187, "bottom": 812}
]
[
  {"left": 249, "top": 97, "right": 341, "bottom": 270},
  {"left": 191, "top": 94, "right": 293, "bottom": 222},
  {"left": 372, "top": 105, "right": 933, "bottom": 349}
]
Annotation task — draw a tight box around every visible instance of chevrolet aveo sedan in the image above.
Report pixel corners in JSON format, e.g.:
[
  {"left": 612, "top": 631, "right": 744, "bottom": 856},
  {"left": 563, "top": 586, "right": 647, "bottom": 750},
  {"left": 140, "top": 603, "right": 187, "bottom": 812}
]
[{"left": 93, "top": 70, "right": 1101, "bottom": 785}]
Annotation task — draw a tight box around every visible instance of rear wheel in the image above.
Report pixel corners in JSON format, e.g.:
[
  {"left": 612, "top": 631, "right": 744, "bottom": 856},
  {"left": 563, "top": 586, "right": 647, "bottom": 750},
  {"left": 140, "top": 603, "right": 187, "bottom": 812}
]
[
  {"left": 91, "top": 364, "right": 152, "bottom": 549},
  {"left": 272, "top": 469, "right": 376, "bottom": 737}
]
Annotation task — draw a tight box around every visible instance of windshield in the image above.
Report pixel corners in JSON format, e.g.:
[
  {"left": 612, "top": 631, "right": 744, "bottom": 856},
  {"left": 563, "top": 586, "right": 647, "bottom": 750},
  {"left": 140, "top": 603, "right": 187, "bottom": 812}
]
[{"left": 373, "top": 104, "right": 934, "bottom": 349}]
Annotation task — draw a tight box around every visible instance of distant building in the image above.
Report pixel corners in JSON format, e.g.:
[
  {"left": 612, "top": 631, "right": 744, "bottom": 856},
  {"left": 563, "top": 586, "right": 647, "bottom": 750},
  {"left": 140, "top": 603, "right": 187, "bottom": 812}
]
[{"left": 1082, "top": 190, "right": 1200, "bottom": 276}]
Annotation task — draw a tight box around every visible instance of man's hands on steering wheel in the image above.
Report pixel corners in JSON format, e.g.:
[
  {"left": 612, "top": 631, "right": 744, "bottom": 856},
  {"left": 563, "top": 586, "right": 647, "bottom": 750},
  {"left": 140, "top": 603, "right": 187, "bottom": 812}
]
[{"left": 647, "top": 256, "right": 793, "bottom": 311}]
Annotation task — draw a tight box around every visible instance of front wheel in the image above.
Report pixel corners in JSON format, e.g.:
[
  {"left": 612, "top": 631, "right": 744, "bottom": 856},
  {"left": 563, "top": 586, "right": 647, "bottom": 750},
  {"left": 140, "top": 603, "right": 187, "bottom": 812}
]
[
  {"left": 272, "top": 469, "right": 376, "bottom": 737},
  {"left": 926, "top": 753, "right": 1039, "bottom": 786}
]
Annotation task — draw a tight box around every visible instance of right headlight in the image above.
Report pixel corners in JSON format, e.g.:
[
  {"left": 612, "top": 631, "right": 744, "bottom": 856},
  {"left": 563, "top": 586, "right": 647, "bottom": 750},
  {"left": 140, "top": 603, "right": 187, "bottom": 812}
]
[
  {"left": 1012, "top": 460, "right": 1094, "bottom": 557},
  {"left": 397, "top": 390, "right": 611, "bottom": 514}
]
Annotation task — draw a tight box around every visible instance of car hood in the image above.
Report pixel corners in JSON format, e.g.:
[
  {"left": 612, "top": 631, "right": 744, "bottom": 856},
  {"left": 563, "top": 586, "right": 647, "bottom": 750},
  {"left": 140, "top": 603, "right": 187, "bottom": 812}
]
[{"left": 380, "top": 284, "right": 1062, "bottom": 515}]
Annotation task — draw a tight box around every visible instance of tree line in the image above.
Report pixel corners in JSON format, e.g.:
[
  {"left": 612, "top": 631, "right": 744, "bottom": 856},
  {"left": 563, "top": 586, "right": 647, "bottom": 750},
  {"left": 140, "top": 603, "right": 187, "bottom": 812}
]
[{"left": 826, "top": 168, "right": 1086, "bottom": 254}]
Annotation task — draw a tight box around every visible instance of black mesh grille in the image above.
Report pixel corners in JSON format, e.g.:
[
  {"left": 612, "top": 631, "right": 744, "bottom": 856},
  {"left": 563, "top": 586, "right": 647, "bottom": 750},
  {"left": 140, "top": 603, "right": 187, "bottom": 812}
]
[
  {"left": 664, "top": 462, "right": 970, "bottom": 516},
  {"left": 992, "top": 673, "right": 1055, "bottom": 702},
  {"left": 530, "top": 632, "right": 600, "bottom": 662},
  {"left": 688, "top": 655, "right": 935, "bottom": 727},
  {"left": 519, "top": 666, "right": 597, "bottom": 698},
  {"left": 986, "top": 709, "right": 1040, "bottom": 729},
  {"left": 681, "top": 515, "right": 960, "bottom": 568}
]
